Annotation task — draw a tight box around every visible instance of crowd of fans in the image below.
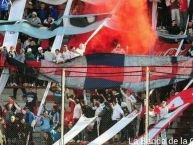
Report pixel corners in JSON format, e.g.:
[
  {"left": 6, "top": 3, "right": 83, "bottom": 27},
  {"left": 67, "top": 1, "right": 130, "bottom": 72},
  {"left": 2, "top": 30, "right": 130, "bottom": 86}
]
[
  {"left": 154, "top": 0, "right": 190, "bottom": 33},
  {"left": 0, "top": 81, "right": 180, "bottom": 145},
  {"left": 0, "top": 94, "right": 61, "bottom": 145},
  {"left": 148, "top": 0, "right": 193, "bottom": 57}
]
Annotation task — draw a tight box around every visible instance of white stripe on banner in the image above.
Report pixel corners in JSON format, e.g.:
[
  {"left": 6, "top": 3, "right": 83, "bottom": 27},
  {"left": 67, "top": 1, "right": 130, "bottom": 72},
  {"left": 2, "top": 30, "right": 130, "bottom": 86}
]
[
  {"left": 81, "top": 0, "right": 112, "bottom": 5},
  {"left": 0, "top": 69, "right": 9, "bottom": 95},
  {"left": 38, "top": 0, "right": 67, "bottom": 5},
  {"left": 53, "top": 116, "right": 96, "bottom": 145},
  {"left": 37, "top": 82, "right": 51, "bottom": 117},
  {"left": 131, "top": 103, "right": 190, "bottom": 145},
  {"left": 51, "top": 0, "right": 73, "bottom": 53},
  {"left": 3, "top": 0, "right": 27, "bottom": 50},
  {"left": 88, "top": 110, "right": 139, "bottom": 145},
  {"left": 38, "top": 0, "right": 104, "bottom": 5},
  {"left": 188, "top": 140, "right": 193, "bottom": 145}
]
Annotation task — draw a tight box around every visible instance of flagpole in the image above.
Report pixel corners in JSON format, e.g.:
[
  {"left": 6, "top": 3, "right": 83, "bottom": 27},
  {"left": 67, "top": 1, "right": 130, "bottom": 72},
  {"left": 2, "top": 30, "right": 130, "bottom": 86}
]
[
  {"left": 183, "top": 79, "right": 193, "bottom": 90},
  {"left": 145, "top": 67, "right": 150, "bottom": 145},
  {"left": 84, "top": 0, "right": 121, "bottom": 46},
  {"left": 61, "top": 68, "right": 65, "bottom": 145},
  {"left": 84, "top": 19, "right": 107, "bottom": 46}
]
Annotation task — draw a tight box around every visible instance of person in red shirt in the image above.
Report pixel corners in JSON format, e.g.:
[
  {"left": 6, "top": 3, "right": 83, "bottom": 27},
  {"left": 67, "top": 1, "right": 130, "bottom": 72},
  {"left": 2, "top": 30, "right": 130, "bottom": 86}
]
[{"left": 180, "top": 0, "right": 188, "bottom": 30}]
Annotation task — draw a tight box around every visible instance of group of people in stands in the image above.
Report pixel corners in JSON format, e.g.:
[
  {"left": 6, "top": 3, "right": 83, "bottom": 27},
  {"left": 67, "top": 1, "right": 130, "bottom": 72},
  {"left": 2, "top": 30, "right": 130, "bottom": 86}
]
[
  {"left": 155, "top": 0, "right": 192, "bottom": 33},
  {"left": 60, "top": 87, "right": 174, "bottom": 143},
  {"left": 0, "top": 41, "right": 86, "bottom": 88},
  {"left": 0, "top": 88, "right": 62, "bottom": 145},
  {"left": 0, "top": 61, "right": 179, "bottom": 145}
]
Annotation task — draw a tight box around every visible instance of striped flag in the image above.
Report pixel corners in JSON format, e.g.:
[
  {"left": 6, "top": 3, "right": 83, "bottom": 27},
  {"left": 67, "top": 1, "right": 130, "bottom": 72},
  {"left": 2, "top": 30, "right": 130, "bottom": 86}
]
[
  {"left": 3, "top": 53, "right": 193, "bottom": 92},
  {"left": 25, "top": 53, "right": 193, "bottom": 92}
]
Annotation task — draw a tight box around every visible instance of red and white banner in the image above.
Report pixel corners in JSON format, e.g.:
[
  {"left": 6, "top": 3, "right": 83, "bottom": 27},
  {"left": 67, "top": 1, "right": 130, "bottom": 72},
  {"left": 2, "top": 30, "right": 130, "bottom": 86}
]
[
  {"left": 131, "top": 103, "right": 190, "bottom": 145},
  {"left": 167, "top": 87, "right": 193, "bottom": 110},
  {"left": 131, "top": 88, "right": 193, "bottom": 145}
]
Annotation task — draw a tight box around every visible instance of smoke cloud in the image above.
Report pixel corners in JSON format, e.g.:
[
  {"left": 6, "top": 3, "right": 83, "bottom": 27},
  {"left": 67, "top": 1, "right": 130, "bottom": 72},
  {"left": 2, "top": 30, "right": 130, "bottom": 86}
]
[
  {"left": 69, "top": 0, "right": 157, "bottom": 55},
  {"left": 87, "top": 0, "right": 156, "bottom": 54}
]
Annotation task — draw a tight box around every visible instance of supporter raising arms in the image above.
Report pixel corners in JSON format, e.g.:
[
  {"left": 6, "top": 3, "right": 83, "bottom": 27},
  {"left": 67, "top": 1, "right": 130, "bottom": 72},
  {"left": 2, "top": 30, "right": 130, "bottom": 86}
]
[
  {"left": 111, "top": 98, "right": 124, "bottom": 125},
  {"left": 120, "top": 88, "right": 137, "bottom": 113},
  {"left": 73, "top": 99, "right": 82, "bottom": 124}
]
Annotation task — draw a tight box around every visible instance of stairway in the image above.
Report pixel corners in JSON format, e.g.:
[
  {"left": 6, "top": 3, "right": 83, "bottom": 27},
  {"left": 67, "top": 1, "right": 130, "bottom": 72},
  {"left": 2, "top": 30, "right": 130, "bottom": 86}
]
[{"left": 167, "top": 104, "right": 193, "bottom": 145}]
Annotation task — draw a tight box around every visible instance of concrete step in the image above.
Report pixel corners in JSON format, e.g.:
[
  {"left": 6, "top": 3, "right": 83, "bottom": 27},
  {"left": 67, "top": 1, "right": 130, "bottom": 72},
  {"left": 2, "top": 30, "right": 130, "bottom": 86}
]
[{"left": 1, "top": 87, "right": 54, "bottom": 101}]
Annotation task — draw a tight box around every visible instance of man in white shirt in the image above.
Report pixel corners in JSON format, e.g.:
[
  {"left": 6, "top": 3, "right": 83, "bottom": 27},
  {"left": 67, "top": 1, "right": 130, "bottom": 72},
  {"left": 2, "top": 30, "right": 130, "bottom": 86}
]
[
  {"left": 69, "top": 43, "right": 86, "bottom": 59},
  {"left": 62, "top": 45, "right": 71, "bottom": 61},
  {"left": 160, "top": 101, "right": 169, "bottom": 119},
  {"left": 73, "top": 99, "right": 82, "bottom": 124},
  {"left": 111, "top": 100, "right": 124, "bottom": 142},
  {"left": 94, "top": 101, "right": 103, "bottom": 136},
  {"left": 120, "top": 88, "right": 137, "bottom": 112},
  {"left": 53, "top": 49, "right": 64, "bottom": 63},
  {"left": 111, "top": 101, "right": 124, "bottom": 123},
  {"left": 160, "top": 101, "right": 168, "bottom": 145},
  {"left": 149, "top": 106, "right": 156, "bottom": 127}
]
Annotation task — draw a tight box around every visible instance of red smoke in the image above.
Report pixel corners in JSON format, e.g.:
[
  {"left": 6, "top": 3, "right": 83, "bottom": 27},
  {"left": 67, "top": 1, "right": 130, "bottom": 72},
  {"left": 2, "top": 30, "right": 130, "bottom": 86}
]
[{"left": 68, "top": 0, "right": 157, "bottom": 55}]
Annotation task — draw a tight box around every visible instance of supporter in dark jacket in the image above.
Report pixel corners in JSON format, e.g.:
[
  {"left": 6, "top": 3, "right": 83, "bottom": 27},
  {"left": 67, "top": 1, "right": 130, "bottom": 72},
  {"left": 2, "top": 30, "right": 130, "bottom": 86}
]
[
  {"left": 43, "top": 132, "right": 54, "bottom": 145},
  {"left": 168, "top": 20, "right": 181, "bottom": 34},
  {"left": 112, "top": 89, "right": 123, "bottom": 106},
  {"left": 5, "top": 116, "right": 18, "bottom": 145},
  {"left": 36, "top": 47, "right": 45, "bottom": 60},
  {"left": 17, "top": 118, "right": 32, "bottom": 145},
  {"left": 98, "top": 101, "right": 113, "bottom": 134},
  {"left": 37, "top": 3, "right": 49, "bottom": 23},
  {"left": 25, "top": 87, "right": 37, "bottom": 112},
  {"left": 157, "top": 0, "right": 171, "bottom": 28},
  {"left": 81, "top": 104, "right": 95, "bottom": 118},
  {"left": 49, "top": 5, "right": 59, "bottom": 20},
  {"left": 189, "top": 0, "right": 193, "bottom": 20}
]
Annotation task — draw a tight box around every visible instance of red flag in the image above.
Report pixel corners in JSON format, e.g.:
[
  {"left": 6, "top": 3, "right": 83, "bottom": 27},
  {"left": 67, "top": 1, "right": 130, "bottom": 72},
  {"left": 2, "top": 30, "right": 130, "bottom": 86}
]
[{"left": 167, "top": 87, "right": 193, "bottom": 110}]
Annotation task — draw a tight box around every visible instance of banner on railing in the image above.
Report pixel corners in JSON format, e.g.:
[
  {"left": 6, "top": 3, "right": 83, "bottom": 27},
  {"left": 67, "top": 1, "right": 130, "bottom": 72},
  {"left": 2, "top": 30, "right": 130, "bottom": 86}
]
[
  {"left": 88, "top": 110, "right": 138, "bottom": 145},
  {"left": 131, "top": 103, "right": 190, "bottom": 145}
]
